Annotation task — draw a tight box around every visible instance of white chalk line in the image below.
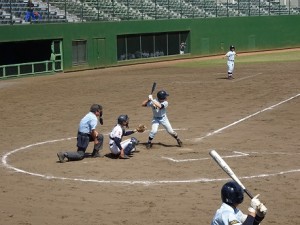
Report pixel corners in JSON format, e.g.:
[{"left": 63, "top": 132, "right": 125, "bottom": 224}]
[
  {"left": 172, "top": 73, "right": 262, "bottom": 84},
  {"left": 191, "top": 93, "right": 300, "bottom": 142},
  {"left": 232, "top": 73, "right": 262, "bottom": 82},
  {"left": 1, "top": 93, "right": 300, "bottom": 185},
  {"left": 2, "top": 140, "right": 300, "bottom": 185},
  {"left": 162, "top": 151, "right": 249, "bottom": 163}
]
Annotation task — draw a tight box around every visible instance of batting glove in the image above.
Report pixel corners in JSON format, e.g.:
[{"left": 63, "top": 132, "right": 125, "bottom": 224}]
[
  {"left": 256, "top": 203, "right": 267, "bottom": 217},
  {"left": 250, "top": 194, "right": 261, "bottom": 211}
]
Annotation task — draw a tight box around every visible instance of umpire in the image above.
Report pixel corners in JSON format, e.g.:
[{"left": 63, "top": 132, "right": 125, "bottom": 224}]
[{"left": 57, "top": 104, "right": 104, "bottom": 162}]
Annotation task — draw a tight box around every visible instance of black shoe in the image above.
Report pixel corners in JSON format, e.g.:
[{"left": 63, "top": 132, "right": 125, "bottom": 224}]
[
  {"left": 119, "top": 154, "right": 130, "bottom": 159},
  {"left": 57, "top": 152, "right": 66, "bottom": 163},
  {"left": 91, "top": 151, "right": 104, "bottom": 158},
  {"left": 146, "top": 142, "right": 152, "bottom": 149},
  {"left": 177, "top": 139, "right": 183, "bottom": 147}
]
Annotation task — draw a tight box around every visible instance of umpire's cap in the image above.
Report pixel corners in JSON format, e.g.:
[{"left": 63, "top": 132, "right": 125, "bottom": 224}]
[{"left": 90, "top": 104, "right": 103, "bottom": 113}]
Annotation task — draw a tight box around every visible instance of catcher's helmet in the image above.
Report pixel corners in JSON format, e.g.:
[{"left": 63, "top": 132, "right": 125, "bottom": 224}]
[
  {"left": 230, "top": 45, "right": 235, "bottom": 51},
  {"left": 90, "top": 104, "right": 102, "bottom": 113},
  {"left": 221, "top": 181, "right": 244, "bottom": 205},
  {"left": 117, "top": 114, "right": 129, "bottom": 125},
  {"left": 157, "top": 90, "right": 169, "bottom": 100}
]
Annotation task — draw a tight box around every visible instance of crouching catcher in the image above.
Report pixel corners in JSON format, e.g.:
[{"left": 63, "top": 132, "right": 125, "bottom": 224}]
[{"left": 109, "top": 115, "right": 144, "bottom": 159}]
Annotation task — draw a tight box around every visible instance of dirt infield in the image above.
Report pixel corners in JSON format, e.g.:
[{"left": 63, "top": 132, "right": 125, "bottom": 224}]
[{"left": 0, "top": 50, "right": 299, "bottom": 225}]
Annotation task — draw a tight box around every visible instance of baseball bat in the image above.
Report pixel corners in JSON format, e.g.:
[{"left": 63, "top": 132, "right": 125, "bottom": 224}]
[
  {"left": 209, "top": 150, "right": 254, "bottom": 199},
  {"left": 151, "top": 82, "right": 157, "bottom": 94}
]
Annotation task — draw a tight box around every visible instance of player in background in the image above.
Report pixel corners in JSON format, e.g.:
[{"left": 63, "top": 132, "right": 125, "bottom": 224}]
[
  {"left": 142, "top": 90, "right": 182, "bottom": 149},
  {"left": 211, "top": 181, "right": 267, "bottom": 225},
  {"left": 225, "top": 45, "right": 237, "bottom": 80}
]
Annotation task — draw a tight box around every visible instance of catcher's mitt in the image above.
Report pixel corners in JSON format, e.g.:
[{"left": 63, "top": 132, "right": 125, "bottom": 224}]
[{"left": 136, "top": 124, "right": 147, "bottom": 133}]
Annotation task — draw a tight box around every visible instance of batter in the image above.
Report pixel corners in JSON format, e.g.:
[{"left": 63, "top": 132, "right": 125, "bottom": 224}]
[{"left": 142, "top": 90, "right": 182, "bottom": 149}]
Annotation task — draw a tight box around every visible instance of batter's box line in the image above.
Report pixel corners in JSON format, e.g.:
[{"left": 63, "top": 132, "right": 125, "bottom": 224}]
[
  {"left": 188, "top": 93, "right": 300, "bottom": 142},
  {"left": 162, "top": 151, "right": 249, "bottom": 163}
]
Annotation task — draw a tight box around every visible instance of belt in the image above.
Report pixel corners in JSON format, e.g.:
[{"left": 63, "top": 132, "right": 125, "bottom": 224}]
[
  {"left": 228, "top": 60, "right": 234, "bottom": 62},
  {"left": 78, "top": 132, "right": 90, "bottom": 136},
  {"left": 154, "top": 115, "right": 165, "bottom": 119}
]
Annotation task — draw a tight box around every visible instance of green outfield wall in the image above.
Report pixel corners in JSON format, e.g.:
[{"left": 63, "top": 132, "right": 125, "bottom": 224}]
[{"left": 1, "top": 15, "right": 300, "bottom": 72}]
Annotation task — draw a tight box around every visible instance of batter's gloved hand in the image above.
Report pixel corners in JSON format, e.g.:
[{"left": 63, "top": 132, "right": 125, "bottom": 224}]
[
  {"left": 148, "top": 95, "right": 153, "bottom": 101},
  {"left": 99, "top": 117, "right": 103, "bottom": 125},
  {"left": 135, "top": 124, "right": 146, "bottom": 133},
  {"left": 250, "top": 194, "right": 261, "bottom": 211},
  {"left": 256, "top": 203, "right": 267, "bottom": 217}
]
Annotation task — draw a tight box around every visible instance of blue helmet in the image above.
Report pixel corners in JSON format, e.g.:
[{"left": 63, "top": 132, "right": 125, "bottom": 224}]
[
  {"left": 221, "top": 181, "right": 244, "bottom": 205},
  {"left": 157, "top": 90, "right": 169, "bottom": 100},
  {"left": 117, "top": 115, "right": 129, "bottom": 125}
]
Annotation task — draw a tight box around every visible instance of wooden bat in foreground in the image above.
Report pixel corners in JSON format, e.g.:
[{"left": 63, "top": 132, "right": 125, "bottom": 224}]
[{"left": 209, "top": 149, "right": 254, "bottom": 199}]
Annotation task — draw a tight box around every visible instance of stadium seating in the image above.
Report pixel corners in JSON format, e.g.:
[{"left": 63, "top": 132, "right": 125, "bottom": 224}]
[{"left": 0, "top": 0, "right": 299, "bottom": 24}]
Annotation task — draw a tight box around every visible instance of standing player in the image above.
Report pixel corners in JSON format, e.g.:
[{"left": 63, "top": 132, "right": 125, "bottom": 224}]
[
  {"left": 57, "top": 104, "right": 104, "bottom": 163},
  {"left": 109, "top": 115, "right": 140, "bottom": 159},
  {"left": 225, "top": 45, "right": 237, "bottom": 80},
  {"left": 179, "top": 42, "right": 186, "bottom": 54},
  {"left": 142, "top": 90, "right": 182, "bottom": 149},
  {"left": 211, "top": 181, "right": 267, "bottom": 225}
]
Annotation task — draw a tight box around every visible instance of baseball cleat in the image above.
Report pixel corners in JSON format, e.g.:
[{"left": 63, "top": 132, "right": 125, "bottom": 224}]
[
  {"left": 177, "top": 139, "right": 183, "bottom": 147},
  {"left": 119, "top": 154, "right": 130, "bottom": 159},
  {"left": 57, "top": 152, "right": 66, "bottom": 163},
  {"left": 91, "top": 152, "right": 104, "bottom": 158},
  {"left": 146, "top": 143, "right": 152, "bottom": 149}
]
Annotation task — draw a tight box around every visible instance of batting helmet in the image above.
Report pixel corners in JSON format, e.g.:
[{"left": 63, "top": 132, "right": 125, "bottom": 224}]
[
  {"left": 221, "top": 181, "right": 244, "bottom": 205},
  {"left": 117, "top": 114, "right": 129, "bottom": 125},
  {"left": 90, "top": 104, "right": 102, "bottom": 113},
  {"left": 157, "top": 90, "right": 169, "bottom": 100},
  {"left": 230, "top": 45, "right": 235, "bottom": 51}
]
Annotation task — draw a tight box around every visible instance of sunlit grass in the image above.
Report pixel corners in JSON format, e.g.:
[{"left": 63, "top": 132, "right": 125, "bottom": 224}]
[{"left": 175, "top": 49, "right": 300, "bottom": 68}]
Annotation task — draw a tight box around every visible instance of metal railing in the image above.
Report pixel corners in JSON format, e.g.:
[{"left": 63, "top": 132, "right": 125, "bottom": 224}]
[
  {"left": 0, "top": 60, "right": 55, "bottom": 79},
  {"left": 0, "top": 0, "right": 299, "bottom": 25}
]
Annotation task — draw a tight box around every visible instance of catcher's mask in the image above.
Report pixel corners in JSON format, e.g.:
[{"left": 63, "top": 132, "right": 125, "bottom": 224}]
[
  {"left": 118, "top": 114, "right": 129, "bottom": 128},
  {"left": 221, "top": 181, "right": 244, "bottom": 205},
  {"left": 157, "top": 90, "right": 169, "bottom": 101}
]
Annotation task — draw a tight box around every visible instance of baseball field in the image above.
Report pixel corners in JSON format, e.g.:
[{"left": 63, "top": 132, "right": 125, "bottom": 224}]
[{"left": 0, "top": 48, "right": 299, "bottom": 225}]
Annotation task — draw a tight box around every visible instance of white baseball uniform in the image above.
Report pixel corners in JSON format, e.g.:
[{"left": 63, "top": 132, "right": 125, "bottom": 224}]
[
  {"left": 109, "top": 124, "right": 135, "bottom": 155},
  {"left": 225, "top": 50, "right": 236, "bottom": 78},
  {"left": 147, "top": 99, "right": 177, "bottom": 138}
]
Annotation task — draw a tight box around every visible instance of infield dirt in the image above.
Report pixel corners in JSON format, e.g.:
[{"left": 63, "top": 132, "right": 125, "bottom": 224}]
[{"left": 0, "top": 49, "right": 299, "bottom": 225}]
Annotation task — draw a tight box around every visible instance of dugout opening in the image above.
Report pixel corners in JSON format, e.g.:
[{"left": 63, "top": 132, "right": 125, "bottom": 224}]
[{"left": 0, "top": 40, "right": 63, "bottom": 78}]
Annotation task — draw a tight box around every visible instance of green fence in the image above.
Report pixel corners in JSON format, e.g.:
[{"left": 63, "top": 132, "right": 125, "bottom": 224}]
[{"left": 1, "top": 16, "right": 300, "bottom": 75}]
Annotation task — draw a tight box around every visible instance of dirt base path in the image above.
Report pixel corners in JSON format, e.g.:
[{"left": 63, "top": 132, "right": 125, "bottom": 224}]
[{"left": 0, "top": 49, "right": 299, "bottom": 225}]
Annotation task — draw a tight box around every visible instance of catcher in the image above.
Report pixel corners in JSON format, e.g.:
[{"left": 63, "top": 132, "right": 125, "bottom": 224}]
[{"left": 109, "top": 114, "right": 146, "bottom": 159}]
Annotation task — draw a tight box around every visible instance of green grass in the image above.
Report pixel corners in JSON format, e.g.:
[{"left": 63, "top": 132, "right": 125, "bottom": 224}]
[{"left": 175, "top": 49, "right": 300, "bottom": 68}]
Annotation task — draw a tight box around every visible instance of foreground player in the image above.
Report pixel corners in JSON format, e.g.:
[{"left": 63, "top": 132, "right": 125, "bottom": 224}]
[
  {"left": 211, "top": 181, "right": 267, "bottom": 225},
  {"left": 142, "top": 90, "right": 182, "bottom": 149},
  {"left": 225, "top": 45, "right": 237, "bottom": 79}
]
